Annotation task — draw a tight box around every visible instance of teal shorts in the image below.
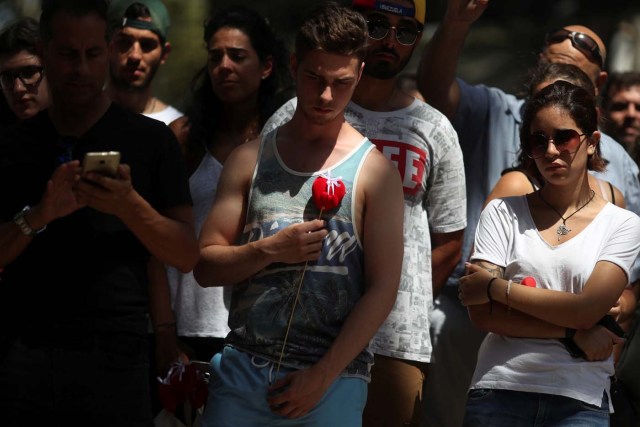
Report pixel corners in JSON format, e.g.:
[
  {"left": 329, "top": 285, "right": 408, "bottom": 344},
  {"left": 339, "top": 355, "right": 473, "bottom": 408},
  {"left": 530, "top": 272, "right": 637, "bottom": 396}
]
[{"left": 202, "top": 346, "right": 367, "bottom": 426}]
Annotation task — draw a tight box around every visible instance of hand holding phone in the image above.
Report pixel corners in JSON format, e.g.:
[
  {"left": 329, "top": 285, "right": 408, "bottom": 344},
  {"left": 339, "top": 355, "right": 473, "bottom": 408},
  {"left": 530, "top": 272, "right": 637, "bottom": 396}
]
[{"left": 82, "top": 151, "right": 121, "bottom": 177}]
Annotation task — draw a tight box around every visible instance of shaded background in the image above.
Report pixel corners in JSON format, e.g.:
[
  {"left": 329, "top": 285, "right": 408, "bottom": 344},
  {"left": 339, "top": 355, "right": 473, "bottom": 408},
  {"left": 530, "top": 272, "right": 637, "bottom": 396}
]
[{"left": 2, "top": 0, "right": 640, "bottom": 111}]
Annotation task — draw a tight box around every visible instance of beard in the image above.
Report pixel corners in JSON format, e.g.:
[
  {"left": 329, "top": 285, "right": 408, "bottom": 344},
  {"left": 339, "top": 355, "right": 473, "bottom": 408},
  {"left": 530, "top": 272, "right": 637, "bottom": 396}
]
[
  {"left": 363, "top": 49, "right": 411, "bottom": 80},
  {"left": 109, "top": 60, "right": 159, "bottom": 92}
]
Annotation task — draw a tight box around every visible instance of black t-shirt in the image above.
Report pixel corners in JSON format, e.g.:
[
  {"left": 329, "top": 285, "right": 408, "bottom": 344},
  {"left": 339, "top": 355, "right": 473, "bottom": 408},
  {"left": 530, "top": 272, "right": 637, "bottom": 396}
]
[{"left": 0, "top": 104, "right": 191, "bottom": 339}]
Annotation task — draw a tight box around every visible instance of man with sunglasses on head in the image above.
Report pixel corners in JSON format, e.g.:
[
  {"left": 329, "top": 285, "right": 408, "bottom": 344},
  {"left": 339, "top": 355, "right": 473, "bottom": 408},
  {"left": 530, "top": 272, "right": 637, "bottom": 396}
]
[
  {"left": 416, "top": 1, "right": 640, "bottom": 426},
  {"left": 0, "top": 17, "right": 49, "bottom": 126},
  {"left": 263, "top": 1, "right": 466, "bottom": 425}
]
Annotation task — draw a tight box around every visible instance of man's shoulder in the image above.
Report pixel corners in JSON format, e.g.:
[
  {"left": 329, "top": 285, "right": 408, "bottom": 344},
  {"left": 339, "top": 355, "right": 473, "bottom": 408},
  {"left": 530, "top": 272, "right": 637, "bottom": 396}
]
[{"left": 101, "top": 103, "right": 176, "bottom": 138}]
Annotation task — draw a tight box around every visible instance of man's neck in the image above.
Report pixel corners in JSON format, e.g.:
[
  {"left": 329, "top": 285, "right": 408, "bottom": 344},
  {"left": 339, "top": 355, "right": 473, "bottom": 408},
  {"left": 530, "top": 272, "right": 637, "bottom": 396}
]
[
  {"left": 352, "top": 74, "right": 411, "bottom": 112},
  {"left": 107, "top": 83, "right": 157, "bottom": 115},
  {"left": 49, "top": 93, "right": 112, "bottom": 137}
]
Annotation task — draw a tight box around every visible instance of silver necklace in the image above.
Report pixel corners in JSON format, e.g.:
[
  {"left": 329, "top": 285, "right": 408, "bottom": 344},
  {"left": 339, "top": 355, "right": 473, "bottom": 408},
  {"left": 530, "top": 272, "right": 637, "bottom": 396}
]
[{"left": 537, "top": 190, "right": 595, "bottom": 241}]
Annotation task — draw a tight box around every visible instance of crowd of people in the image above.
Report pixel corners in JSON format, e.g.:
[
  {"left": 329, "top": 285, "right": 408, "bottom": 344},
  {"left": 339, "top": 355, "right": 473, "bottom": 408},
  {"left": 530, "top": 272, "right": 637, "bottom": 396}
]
[{"left": 1, "top": 0, "right": 640, "bottom": 426}]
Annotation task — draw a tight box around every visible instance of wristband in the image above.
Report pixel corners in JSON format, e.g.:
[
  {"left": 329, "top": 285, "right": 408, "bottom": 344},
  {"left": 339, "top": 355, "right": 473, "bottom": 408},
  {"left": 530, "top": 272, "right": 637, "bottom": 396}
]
[
  {"left": 13, "top": 205, "right": 46, "bottom": 237},
  {"left": 506, "top": 280, "right": 513, "bottom": 314}
]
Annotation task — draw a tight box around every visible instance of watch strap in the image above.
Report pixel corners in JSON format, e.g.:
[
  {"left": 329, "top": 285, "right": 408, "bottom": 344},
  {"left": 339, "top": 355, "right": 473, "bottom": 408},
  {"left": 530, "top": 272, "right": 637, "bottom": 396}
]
[{"left": 13, "top": 205, "right": 46, "bottom": 237}]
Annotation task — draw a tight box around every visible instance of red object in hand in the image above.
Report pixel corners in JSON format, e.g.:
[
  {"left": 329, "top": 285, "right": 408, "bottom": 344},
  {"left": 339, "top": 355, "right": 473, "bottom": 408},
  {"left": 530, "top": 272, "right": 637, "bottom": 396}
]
[
  {"left": 521, "top": 276, "right": 537, "bottom": 287},
  {"left": 312, "top": 174, "right": 346, "bottom": 211}
]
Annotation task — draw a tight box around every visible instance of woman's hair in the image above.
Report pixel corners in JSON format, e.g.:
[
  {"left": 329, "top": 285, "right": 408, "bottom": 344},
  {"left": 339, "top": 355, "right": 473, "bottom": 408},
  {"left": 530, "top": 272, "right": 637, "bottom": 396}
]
[
  {"left": 183, "top": 5, "right": 292, "bottom": 165},
  {"left": 520, "top": 80, "right": 605, "bottom": 172},
  {"left": 0, "top": 17, "right": 41, "bottom": 126},
  {"left": 0, "top": 17, "right": 40, "bottom": 57},
  {"left": 294, "top": 2, "right": 368, "bottom": 63}
]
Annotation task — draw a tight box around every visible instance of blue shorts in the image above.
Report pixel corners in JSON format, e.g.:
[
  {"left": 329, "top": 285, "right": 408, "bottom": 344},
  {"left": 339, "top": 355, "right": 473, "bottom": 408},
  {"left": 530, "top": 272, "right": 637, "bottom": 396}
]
[{"left": 202, "top": 346, "right": 367, "bottom": 427}]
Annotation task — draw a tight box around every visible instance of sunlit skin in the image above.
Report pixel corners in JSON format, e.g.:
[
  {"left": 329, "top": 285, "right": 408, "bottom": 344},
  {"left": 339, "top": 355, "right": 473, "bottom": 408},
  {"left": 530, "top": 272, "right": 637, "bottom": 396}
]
[
  {"left": 0, "top": 50, "right": 49, "bottom": 120},
  {"left": 41, "top": 12, "right": 109, "bottom": 112},
  {"left": 208, "top": 27, "right": 272, "bottom": 106},
  {"left": 539, "top": 25, "right": 607, "bottom": 94},
  {"left": 604, "top": 85, "right": 640, "bottom": 148},
  {"left": 109, "top": 25, "right": 168, "bottom": 91},
  {"left": 292, "top": 50, "right": 363, "bottom": 127}
]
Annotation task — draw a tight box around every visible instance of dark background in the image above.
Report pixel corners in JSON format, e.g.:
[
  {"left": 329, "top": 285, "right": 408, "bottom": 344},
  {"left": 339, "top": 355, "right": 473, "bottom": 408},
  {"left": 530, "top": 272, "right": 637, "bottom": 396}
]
[{"left": 2, "top": 0, "right": 639, "bottom": 110}]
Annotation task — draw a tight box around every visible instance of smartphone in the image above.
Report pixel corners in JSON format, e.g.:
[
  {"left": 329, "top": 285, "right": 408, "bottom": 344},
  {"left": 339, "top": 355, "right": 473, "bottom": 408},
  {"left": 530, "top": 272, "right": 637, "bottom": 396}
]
[{"left": 82, "top": 151, "right": 121, "bottom": 177}]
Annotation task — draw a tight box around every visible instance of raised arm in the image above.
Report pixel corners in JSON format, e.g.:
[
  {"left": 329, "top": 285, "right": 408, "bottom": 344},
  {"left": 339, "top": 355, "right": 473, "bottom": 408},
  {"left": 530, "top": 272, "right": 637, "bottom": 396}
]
[
  {"left": 267, "top": 149, "right": 405, "bottom": 418},
  {"left": 417, "top": 0, "right": 489, "bottom": 119},
  {"left": 193, "top": 141, "right": 328, "bottom": 287}
]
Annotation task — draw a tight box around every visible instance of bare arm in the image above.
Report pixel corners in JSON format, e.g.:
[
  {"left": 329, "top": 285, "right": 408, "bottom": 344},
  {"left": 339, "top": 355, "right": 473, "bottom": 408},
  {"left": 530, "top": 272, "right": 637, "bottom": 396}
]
[
  {"left": 417, "top": 0, "right": 489, "bottom": 119},
  {"left": 147, "top": 256, "right": 186, "bottom": 374},
  {"left": 74, "top": 164, "right": 198, "bottom": 273},
  {"left": 193, "top": 141, "right": 328, "bottom": 287},
  {"left": 0, "top": 161, "right": 83, "bottom": 267},
  {"left": 464, "top": 260, "right": 620, "bottom": 360},
  {"left": 484, "top": 171, "right": 537, "bottom": 208},
  {"left": 461, "top": 261, "right": 628, "bottom": 330},
  {"left": 267, "top": 150, "right": 405, "bottom": 419},
  {"left": 432, "top": 230, "right": 464, "bottom": 297}
]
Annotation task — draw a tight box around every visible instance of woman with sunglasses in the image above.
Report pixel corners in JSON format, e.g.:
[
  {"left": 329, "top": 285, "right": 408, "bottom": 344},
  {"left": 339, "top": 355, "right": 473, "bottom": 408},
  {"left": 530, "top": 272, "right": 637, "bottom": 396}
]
[{"left": 458, "top": 81, "right": 640, "bottom": 426}]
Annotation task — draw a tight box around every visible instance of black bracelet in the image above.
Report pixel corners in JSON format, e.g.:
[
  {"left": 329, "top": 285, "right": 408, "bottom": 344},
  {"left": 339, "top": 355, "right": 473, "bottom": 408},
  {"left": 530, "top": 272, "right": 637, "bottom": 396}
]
[{"left": 486, "top": 277, "right": 498, "bottom": 314}]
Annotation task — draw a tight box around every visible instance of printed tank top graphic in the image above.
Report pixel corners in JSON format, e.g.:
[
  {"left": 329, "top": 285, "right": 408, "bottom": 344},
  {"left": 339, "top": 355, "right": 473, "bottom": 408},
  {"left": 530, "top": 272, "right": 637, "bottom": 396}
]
[{"left": 226, "top": 130, "right": 374, "bottom": 378}]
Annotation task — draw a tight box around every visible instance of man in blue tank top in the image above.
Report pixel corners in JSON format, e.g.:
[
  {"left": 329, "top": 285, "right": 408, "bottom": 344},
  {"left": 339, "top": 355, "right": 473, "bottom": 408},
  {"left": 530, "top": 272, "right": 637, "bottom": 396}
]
[{"left": 193, "top": 3, "right": 405, "bottom": 426}]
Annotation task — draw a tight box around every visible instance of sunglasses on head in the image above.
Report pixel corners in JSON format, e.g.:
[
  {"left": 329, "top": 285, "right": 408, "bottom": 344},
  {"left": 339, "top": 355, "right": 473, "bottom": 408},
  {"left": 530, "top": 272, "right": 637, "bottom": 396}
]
[
  {"left": 545, "top": 29, "right": 604, "bottom": 69},
  {"left": 526, "top": 129, "right": 588, "bottom": 159},
  {"left": 0, "top": 66, "right": 44, "bottom": 91},
  {"left": 366, "top": 14, "right": 421, "bottom": 46}
]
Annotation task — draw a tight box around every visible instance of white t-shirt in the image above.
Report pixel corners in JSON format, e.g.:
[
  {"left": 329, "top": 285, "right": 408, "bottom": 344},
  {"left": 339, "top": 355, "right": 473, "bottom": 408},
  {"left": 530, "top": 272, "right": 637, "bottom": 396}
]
[
  {"left": 264, "top": 98, "right": 467, "bottom": 362},
  {"left": 470, "top": 195, "right": 640, "bottom": 406},
  {"left": 166, "top": 153, "right": 230, "bottom": 338},
  {"left": 144, "top": 105, "right": 183, "bottom": 126}
]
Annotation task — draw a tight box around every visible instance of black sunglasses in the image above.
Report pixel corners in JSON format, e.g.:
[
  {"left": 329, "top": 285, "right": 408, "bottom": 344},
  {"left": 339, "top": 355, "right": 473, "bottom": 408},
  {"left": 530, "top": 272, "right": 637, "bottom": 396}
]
[
  {"left": 526, "top": 129, "right": 588, "bottom": 159},
  {"left": 366, "top": 15, "right": 421, "bottom": 46},
  {"left": 0, "top": 66, "right": 44, "bottom": 90},
  {"left": 545, "top": 29, "right": 604, "bottom": 69}
]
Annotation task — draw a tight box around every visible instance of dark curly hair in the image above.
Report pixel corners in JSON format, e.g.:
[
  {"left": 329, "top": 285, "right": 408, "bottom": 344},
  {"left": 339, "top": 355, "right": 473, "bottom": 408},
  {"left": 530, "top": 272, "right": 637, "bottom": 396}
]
[{"left": 183, "top": 5, "right": 292, "bottom": 168}]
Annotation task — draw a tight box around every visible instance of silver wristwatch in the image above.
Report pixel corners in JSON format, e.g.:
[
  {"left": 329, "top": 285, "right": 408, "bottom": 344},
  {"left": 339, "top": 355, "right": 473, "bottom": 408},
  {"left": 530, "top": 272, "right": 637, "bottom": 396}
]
[{"left": 13, "top": 205, "right": 46, "bottom": 237}]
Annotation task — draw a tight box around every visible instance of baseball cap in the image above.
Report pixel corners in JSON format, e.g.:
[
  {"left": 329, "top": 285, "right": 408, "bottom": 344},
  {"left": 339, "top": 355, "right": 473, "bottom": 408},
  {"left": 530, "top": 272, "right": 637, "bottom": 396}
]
[
  {"left": 108, "top": 0, "right": 171, "bottom": 42},
  {"left": 352, "top": 0, "right": 426, "bottom": 26}
]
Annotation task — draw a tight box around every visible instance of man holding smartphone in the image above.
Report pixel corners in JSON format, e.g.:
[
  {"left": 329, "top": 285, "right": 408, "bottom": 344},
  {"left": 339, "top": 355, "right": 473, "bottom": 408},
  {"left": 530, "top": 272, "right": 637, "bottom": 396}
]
[{"left": 0, "top": 1, "right": 197, "bottom": 425}]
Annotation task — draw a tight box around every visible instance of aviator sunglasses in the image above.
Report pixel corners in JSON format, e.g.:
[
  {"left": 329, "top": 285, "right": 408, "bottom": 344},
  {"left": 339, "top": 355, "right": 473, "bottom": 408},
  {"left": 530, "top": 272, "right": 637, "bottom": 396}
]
[
  {"left": 545, "top": 29, "right": 604, "bottom": 69},
  {"left": 0, "top": 66, "right": 44, "bottom": 91},
  {"left": 526, "top": 129, "right": 588, "bottom": 159},
  {"left": 366, "top": 14, "right": 421, "bottom": 46}
]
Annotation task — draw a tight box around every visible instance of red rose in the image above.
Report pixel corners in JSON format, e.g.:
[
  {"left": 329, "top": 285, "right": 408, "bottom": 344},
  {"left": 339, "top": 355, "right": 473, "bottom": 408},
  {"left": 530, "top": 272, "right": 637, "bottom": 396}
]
[{"left": 312, "top": 173, "right": 346, "bottom": 211}]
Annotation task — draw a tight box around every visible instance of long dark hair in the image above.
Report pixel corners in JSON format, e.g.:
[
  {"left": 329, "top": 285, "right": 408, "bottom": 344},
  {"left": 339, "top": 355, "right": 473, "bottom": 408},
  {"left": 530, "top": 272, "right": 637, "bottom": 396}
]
[{"left": 184, "top": 5, "right": 292, "bottom": 166}]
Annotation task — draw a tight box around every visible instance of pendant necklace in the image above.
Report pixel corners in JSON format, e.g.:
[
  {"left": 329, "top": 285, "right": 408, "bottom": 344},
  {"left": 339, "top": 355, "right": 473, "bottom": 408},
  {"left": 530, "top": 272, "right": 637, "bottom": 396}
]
[{"left": 537, "top": 189, "right": 595, "bottom": 241}]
